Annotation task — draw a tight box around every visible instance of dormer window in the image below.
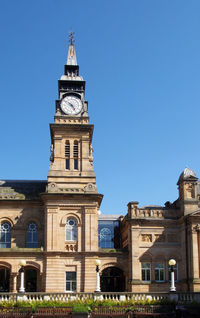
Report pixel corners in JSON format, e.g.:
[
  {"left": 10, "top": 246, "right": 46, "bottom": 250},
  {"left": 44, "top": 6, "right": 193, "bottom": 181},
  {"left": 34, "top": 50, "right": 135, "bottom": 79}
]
[{"left": 65, "top": 141, "right": 70, "bottom": 170}]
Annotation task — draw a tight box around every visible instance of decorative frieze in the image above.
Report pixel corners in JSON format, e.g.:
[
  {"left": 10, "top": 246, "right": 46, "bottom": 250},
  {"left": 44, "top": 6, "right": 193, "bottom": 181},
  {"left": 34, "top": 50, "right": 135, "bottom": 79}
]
[
  {"left": 47, "top": 183, "right": 84, "bottom": 193},
  {"left": 55, "top": 117, "right": 89, "bottom": 124}
]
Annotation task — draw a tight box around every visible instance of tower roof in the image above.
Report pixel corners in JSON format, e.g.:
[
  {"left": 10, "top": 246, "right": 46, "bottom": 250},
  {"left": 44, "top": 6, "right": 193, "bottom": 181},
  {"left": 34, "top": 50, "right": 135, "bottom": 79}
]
[
  {"left": 177, "top": 167, "right": 197, "bottom": 184},
  {"left": 66, "top": 32, "right": 77, "bottom": 66}
]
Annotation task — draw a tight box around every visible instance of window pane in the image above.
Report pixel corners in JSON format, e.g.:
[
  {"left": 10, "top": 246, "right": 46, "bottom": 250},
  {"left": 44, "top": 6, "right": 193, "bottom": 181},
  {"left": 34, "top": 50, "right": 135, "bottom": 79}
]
[
  {"left": 66, "top": 272, "right": 76, "bottom": 292},
  {"left": 147, "top": 270, "right": 150, "bottom": 281},
  {"left": 160, "top": 270, "right": 164, "bottom": 281},
  {"left": 74, "top": 159, "right": 78, "bottom": 170},
  {"left": 142, "top": 263, "right": 150, "bottom": 269},
  {"left": 141, "top": 263, "right": 151, "bottom": 281},
  {"left": 26, "top": 223, "right": 38, "bottom": 248},
  {"left": 66, "top": 219, "right": 77, "bottom": 241},
  {"left": 66, "top": 272, "right": 73, "bottom": 280},
  {"left": 66, "top": 159, "right": 70, "bottom": 170},
  {"left": 72, "top": 282, "right": 76, "bottom": 291},
  {"left": 98, "top": 220, "right": 120, "bottom": 249},
  {"left": 155, "top": 269, "right": 159, "bottom": 281},
  {"left": 0, "top": 222, "right": 11, "bottom": 248}
]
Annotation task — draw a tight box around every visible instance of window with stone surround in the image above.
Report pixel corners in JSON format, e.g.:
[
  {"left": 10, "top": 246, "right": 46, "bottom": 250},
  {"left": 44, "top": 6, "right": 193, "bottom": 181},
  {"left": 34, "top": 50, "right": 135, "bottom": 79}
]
[
  {"left": 66, "top": 272, "right": 76, "bottom": 292},
  {"left": 0, "top": 222, "right": 11, "bottom": 248},
  {"left": 66, "top": 218, "right": 77, "bottom": 241},
  {"left": 26, "top": 222, "right": 38, "bottom": 248},
  {"left": 155, "top": 263, "right": 165, "bottom": 282},
  {"left": 141, "top": 263, "right": 151, "bottom": 282}
]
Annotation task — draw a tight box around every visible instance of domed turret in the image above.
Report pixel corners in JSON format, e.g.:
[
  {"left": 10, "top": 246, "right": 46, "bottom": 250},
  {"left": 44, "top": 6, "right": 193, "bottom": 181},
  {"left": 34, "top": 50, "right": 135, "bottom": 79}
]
[
  {"left": 177, "top": 167, "right": 197, "bottom": 185},
  {"left": 177, "top": 167, "right": 198, "bottom": 215}
]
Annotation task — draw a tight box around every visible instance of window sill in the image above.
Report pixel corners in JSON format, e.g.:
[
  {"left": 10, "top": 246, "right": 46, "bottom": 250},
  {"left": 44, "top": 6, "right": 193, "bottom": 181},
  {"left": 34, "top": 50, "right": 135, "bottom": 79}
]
[{"left": 65, "top": 290, "right": 76, "bottom": 293}]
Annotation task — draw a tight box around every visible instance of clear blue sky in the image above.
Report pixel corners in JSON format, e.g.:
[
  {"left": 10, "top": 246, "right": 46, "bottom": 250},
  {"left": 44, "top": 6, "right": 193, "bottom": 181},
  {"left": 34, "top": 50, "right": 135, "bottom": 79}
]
[{"left": 0, "top": 0, "right": 200, "bottom": 215}]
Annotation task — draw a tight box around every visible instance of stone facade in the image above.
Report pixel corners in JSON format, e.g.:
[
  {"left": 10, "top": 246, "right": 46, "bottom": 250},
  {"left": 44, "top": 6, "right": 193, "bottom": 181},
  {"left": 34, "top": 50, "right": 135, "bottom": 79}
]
[{"left": 0, "top": 37, "right": 200, "bottom": 293}]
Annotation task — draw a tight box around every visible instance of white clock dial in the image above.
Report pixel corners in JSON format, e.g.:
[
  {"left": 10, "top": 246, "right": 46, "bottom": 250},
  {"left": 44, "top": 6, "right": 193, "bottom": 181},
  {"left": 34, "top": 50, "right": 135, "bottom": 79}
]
[{"left": 61, "top": 95, "right": 82, "bottom": 115}]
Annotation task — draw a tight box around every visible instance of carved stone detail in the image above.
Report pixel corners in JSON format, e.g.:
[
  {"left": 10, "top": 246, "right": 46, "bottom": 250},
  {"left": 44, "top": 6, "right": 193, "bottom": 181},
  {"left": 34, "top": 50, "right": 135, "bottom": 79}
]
[
  {"left": 84, "top": 183, "right": 97, "bottom": 193},
  {"left": 89, "top": 144, "right": 94, "bottom": 164},
  {"left": 141, "top": 234, "right": 152, "bottom": 242},
  {"left": 65, "top": 243, "right": 77, "bottom": 252},
  {"left": 47, "top": 183, "right": 58, "bottom": 193}
]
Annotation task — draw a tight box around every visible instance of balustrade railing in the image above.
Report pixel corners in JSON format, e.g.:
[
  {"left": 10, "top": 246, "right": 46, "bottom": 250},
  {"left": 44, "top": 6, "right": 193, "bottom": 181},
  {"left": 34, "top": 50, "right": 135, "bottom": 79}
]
[{"left": 0, "top": 292, "right": 199, "bottom": 303}]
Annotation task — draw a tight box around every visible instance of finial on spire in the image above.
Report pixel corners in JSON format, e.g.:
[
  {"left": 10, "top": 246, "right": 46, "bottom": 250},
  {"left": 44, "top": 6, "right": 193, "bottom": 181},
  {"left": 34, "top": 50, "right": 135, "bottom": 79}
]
[
  {"left": 69, "top": 31, "right": 75, "bottom": 45},
  {"left": 67, "top": 31, "right": 77, "bottom": 66}
]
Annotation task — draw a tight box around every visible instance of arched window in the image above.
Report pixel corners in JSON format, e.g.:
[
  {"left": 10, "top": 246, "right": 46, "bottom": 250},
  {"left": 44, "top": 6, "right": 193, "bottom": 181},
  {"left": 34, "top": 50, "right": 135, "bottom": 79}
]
[
  {"left": 65, "top": 141, "right": 70, "bottom": 170},
  {"left": 26, "top": 223, "right": 38, "bottom": 248},
  {"left": 66, "top": 218, "right": 77, "bottom": 241},
  {"left": 0, "top": 222, "right": 11, "bottom": 248},
  {"left": 73, "top": 141, "right": 78, "bottom": 170}
]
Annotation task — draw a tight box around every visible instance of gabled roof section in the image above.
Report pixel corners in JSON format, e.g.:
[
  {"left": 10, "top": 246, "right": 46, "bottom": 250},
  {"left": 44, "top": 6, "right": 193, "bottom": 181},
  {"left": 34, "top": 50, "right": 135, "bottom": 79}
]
[{"left": 0, "top": 180, "right": 47, "bottom": 200}]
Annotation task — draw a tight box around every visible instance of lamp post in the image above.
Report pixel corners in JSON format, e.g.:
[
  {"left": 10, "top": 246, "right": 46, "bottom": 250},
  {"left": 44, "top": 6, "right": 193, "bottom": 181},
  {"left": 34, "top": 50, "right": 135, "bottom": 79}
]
[
  {"left": 169, "top": 259, "right": 176, "bottom": 292},
  {"left": 95, "top": 259, "right": 101, "bottom": 292},
  {"left": 19, "top": 260, "right": 26, "bottom": 293}
]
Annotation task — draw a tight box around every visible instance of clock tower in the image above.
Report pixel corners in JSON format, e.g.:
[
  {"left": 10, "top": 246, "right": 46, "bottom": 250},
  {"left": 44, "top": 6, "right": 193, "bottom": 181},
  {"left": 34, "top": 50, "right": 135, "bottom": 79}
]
[
  {"left": 42, "top": 34, "right": 103, "bottom": 292},
  {"left": 48, "top": 33, "right": 98, "bottom": 194}
]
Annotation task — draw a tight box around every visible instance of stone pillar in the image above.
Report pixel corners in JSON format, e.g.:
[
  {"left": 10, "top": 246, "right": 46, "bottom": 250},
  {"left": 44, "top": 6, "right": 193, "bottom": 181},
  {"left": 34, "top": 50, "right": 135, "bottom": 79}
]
[
  {"left": 77, "top": 224, "right": 81, "bottom": 252},
  {"left": 45, "top": 207, "right": 58, "bottom": 251},
  {"left": 194, "top": 224, "right": 200, "bottom": 278},
  {"left": 189, "top": 223, "right": 200, "bottom": 291},
  {"left": 129, "top": 226, "right": 140, "bottom": 291},
  {"left": 84, "top": 208, "right": 98, "bottom": 251},
  {"left": 10, "top": 273, "right": 17, "bottom": 293}
]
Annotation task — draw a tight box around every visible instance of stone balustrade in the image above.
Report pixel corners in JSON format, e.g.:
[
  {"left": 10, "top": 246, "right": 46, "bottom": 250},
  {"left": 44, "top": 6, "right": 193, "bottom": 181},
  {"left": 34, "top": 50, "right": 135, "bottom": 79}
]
[
  {"left": 137, "top": 209, "right": 164, "bottom": 218},
  {"left": 0, "top": 292, "right": 199, "bottom": 303}
]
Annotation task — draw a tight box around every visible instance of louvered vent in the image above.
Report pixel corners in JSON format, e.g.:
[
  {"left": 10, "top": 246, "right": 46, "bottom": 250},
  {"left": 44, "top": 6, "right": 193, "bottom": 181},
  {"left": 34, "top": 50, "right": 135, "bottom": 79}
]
[{"left": 65, "top": 142, "right": 70, "bottom": 157}]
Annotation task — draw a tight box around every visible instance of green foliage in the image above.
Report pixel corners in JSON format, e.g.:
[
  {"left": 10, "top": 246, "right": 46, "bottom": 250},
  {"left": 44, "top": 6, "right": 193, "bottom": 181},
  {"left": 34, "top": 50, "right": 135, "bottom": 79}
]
[{"left": 0, "top": 298, "right": 178, "bottom": 313}]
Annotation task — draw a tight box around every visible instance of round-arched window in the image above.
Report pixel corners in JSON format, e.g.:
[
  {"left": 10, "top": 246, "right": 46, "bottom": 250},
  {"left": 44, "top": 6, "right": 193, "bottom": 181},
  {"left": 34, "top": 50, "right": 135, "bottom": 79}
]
[
  {"left": 66, "top": 218, "right": 77, "bottom": 241},
  {"left": 26, "top": 222, "right": 38, "bottom": 248},
  {"left": 0, "top": 222, "right": 11, "bottom": 248}
]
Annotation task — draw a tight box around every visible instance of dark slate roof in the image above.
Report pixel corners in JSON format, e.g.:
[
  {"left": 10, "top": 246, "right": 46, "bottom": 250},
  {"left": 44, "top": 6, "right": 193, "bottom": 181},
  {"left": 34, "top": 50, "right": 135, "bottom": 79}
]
[{"left": 0, "top": 180, "right": 47, "bottom": 200}]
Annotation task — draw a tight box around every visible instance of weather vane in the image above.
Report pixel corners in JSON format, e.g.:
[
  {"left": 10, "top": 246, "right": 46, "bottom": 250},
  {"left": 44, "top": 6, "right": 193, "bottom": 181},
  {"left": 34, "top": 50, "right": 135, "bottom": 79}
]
[{"left": 69, "top": 31, "right": 75, "bottom": 45}]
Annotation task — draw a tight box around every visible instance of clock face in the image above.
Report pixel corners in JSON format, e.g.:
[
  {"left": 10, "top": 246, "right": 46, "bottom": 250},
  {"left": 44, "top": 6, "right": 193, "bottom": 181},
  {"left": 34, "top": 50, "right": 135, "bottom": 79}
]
[{"left": 61, "top": 95, "right": 82, "bottom": 115}]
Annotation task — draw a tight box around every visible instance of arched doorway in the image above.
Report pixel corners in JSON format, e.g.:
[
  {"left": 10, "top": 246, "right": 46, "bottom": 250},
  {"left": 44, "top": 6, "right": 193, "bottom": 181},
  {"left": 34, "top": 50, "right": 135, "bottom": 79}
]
[
  {"left": 25, "top": 268, "right": 37, "bottom": 292},
  {"left": 0, "top": 267, "right": 10, "bottom": 292},
  {"left": 100, "top": 267, "right": 125, "bottom": 292}
]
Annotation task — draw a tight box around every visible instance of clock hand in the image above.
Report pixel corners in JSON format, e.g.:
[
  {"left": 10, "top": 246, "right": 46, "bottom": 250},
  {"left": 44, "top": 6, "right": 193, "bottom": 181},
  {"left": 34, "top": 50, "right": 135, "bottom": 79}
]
[{"left": 69, "top": 102, "right": 75, "bottom": 110}]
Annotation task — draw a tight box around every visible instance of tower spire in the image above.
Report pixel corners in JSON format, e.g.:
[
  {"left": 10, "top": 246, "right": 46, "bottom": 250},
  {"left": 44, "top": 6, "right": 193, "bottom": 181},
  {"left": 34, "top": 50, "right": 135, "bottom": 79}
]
[{"left": 67, "top": 32, "right": 77, "bottom": 66}]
